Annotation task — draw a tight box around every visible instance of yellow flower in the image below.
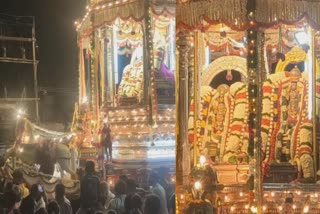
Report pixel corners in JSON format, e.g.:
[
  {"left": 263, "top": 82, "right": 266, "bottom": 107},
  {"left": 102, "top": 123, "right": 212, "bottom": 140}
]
[{"left": 202, "top": 109, "right": 208, "bottom": 116}]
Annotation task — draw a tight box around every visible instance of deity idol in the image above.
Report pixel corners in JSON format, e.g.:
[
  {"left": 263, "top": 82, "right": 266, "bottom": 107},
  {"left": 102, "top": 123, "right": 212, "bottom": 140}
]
[
  {"left": 117, "top": 45, "right": 144, "bottom": 103},
  {"left": 188, "top": 82, "right": 249, "bottom": 165},
  {"left": 261, "top": 65, "right": 314, "bottom": 182}
]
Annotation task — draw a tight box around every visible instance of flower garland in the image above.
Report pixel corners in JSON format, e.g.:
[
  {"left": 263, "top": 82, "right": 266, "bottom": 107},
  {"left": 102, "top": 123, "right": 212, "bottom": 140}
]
[
  {"left": 188, "top": 83, "right": 250, "bottom": 164},
  {"left": 223, "top": 83, "right": 249, "bottom": 164},
  {"left": 261, "top": 72, "right": 287, "bottom": 162}
]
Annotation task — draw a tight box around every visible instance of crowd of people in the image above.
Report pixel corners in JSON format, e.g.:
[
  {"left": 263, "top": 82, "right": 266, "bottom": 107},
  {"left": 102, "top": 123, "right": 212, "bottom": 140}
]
[{"left": 0, "top": 161, "right": 175, "bottom": 214}]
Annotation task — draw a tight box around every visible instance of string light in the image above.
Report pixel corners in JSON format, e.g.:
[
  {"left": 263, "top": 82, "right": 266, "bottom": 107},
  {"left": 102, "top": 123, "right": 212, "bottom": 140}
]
[
  {"left": 250, "top": 205, "right": 258, "bottom": 213},
  {"left": 18, "top": 147, "right": 24, "bottom": 153},
  {"left": 262, "top": 205, "right": 267, "bottom": 211},
  {"left": 194, "top": 181, "right": 201, "bottom": 190},
  {"left": 199, "top": 155, "right": 206, "bottom": 166}
]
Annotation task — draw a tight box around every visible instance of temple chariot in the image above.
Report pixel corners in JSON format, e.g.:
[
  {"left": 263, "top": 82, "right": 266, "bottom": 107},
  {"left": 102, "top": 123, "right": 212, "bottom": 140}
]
[{"left": 176, "top": 0, "right": 320, "bottom": 213}]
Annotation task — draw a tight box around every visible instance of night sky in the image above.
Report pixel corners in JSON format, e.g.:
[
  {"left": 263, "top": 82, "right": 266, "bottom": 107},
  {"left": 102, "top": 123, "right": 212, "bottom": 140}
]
[{"left": 0, "top": 0, "right": 86, "bottom": 123}]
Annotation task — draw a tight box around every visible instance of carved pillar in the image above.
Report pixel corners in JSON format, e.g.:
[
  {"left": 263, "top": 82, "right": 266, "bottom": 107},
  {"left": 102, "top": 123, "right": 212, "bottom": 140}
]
[
  {"left": 188, "top": 45, "right": 194, "bottom": 111},
  {"left": 193, "top": 31, "right": 205, "bottom": 165},
  {"left": 311, "top": 28, "right": 317, "bottom": 180},
  {"left": 247, "top": 0, "right": 262, "bottom": 212},
  {"left": 176, "top": 32, "right": 190, "bottom": 186}
]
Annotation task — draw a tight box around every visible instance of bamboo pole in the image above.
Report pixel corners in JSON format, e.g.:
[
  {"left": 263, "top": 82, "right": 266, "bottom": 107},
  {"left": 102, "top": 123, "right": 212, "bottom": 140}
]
[{"left": 32, "top": 18, "right": 40, "bottom": 124}]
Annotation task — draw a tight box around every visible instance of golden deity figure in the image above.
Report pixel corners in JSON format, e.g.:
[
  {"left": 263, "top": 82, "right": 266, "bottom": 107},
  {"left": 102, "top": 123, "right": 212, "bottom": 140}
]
[
  {"left": 213, "top": 85, "right": 228, "bottom": 134},
  {"left": 286, "top": 67, "right": 302, "bottom": 125}
]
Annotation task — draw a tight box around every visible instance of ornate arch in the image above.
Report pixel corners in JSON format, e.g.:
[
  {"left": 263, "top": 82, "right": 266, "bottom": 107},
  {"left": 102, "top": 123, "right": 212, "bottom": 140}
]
[{"left": 201, "top": 56, "right": 247, "bottom": 86}]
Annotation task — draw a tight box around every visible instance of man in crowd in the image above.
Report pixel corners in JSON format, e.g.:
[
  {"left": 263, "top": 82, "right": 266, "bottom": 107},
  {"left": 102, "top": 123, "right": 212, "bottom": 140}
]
[
  {"left": 80, "top": 161, "right": 100, "bottom": 211},
  {"left": 20, "top": 184, "right": 43, "bottom": 214},
  {"left": 101, "top": 122, "right": 113, "bottom": 162},
  {"left": 55, "top": 183, "right": 72, "bottom": 214},
  {"left": 148, "top": 171, "right": 168, "bottom": 214}
]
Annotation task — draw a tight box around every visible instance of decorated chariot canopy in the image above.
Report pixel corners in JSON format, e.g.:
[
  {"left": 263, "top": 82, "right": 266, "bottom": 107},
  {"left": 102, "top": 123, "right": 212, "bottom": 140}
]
[
  {"left": 76, "top": 0, "right": 176, "bottom": 108},
  {"left": 76, "top": 0, "right": 175, "bottom": 36},
  {"left": 177, "top": 0, "right": 320, "bottom": 30}
]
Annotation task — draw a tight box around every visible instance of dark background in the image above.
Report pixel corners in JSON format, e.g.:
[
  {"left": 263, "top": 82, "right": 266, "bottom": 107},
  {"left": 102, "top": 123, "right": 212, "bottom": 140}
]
[{"left": 0, "top": 0, "right": 86, "bottom": 125}]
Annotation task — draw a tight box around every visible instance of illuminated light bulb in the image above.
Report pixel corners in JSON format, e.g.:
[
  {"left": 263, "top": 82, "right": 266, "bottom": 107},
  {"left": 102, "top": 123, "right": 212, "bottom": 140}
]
[
  {"left": 297, "top": 191, "right": 301, "bottom": 195},
  {"left": 194, "top": 181, "right": 201, "bottom": 190},
  {"left": 278, "top": 206, "right": 283, "bottom": 211},
  {"left": 245, "top": 204, "right": 249, "bottom": 209},
  {"left": 240, "top": 192, "right": 243, "bottom": 197},
  {"left": 199, "top": 155, "right": 206, "bottom": 166},
  {"left": 24, "top": 136, "right": 30, "bottom": 143},
  {"left": 250, "top": 205, "right": 258, "bottom": 213},
  {"left": 82, "top": 96, "right": 88, "bottom": 103},
  {"left": 262, "top": 205, "right": 267, "bottom": 211},
  {"left": 230, "top": 206, "right": 235, "bottom": 212},
  {"left": 18, "top": 147, "right": 24, "bottom": 153},
  {"left": 315, "top": 193, "right": 318, "bottom": 197},
  {"left": 224, "top": 195, "right": 229, "bottom": 201},
  {"left": 292, "top": 204, "right": 297, "bottom": 209},
  {"left": 303, "top": 206, "right": 309, "bottom": 213},
  {"left": 180, "top": 194, "right": 184, "bottom": 200}
]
